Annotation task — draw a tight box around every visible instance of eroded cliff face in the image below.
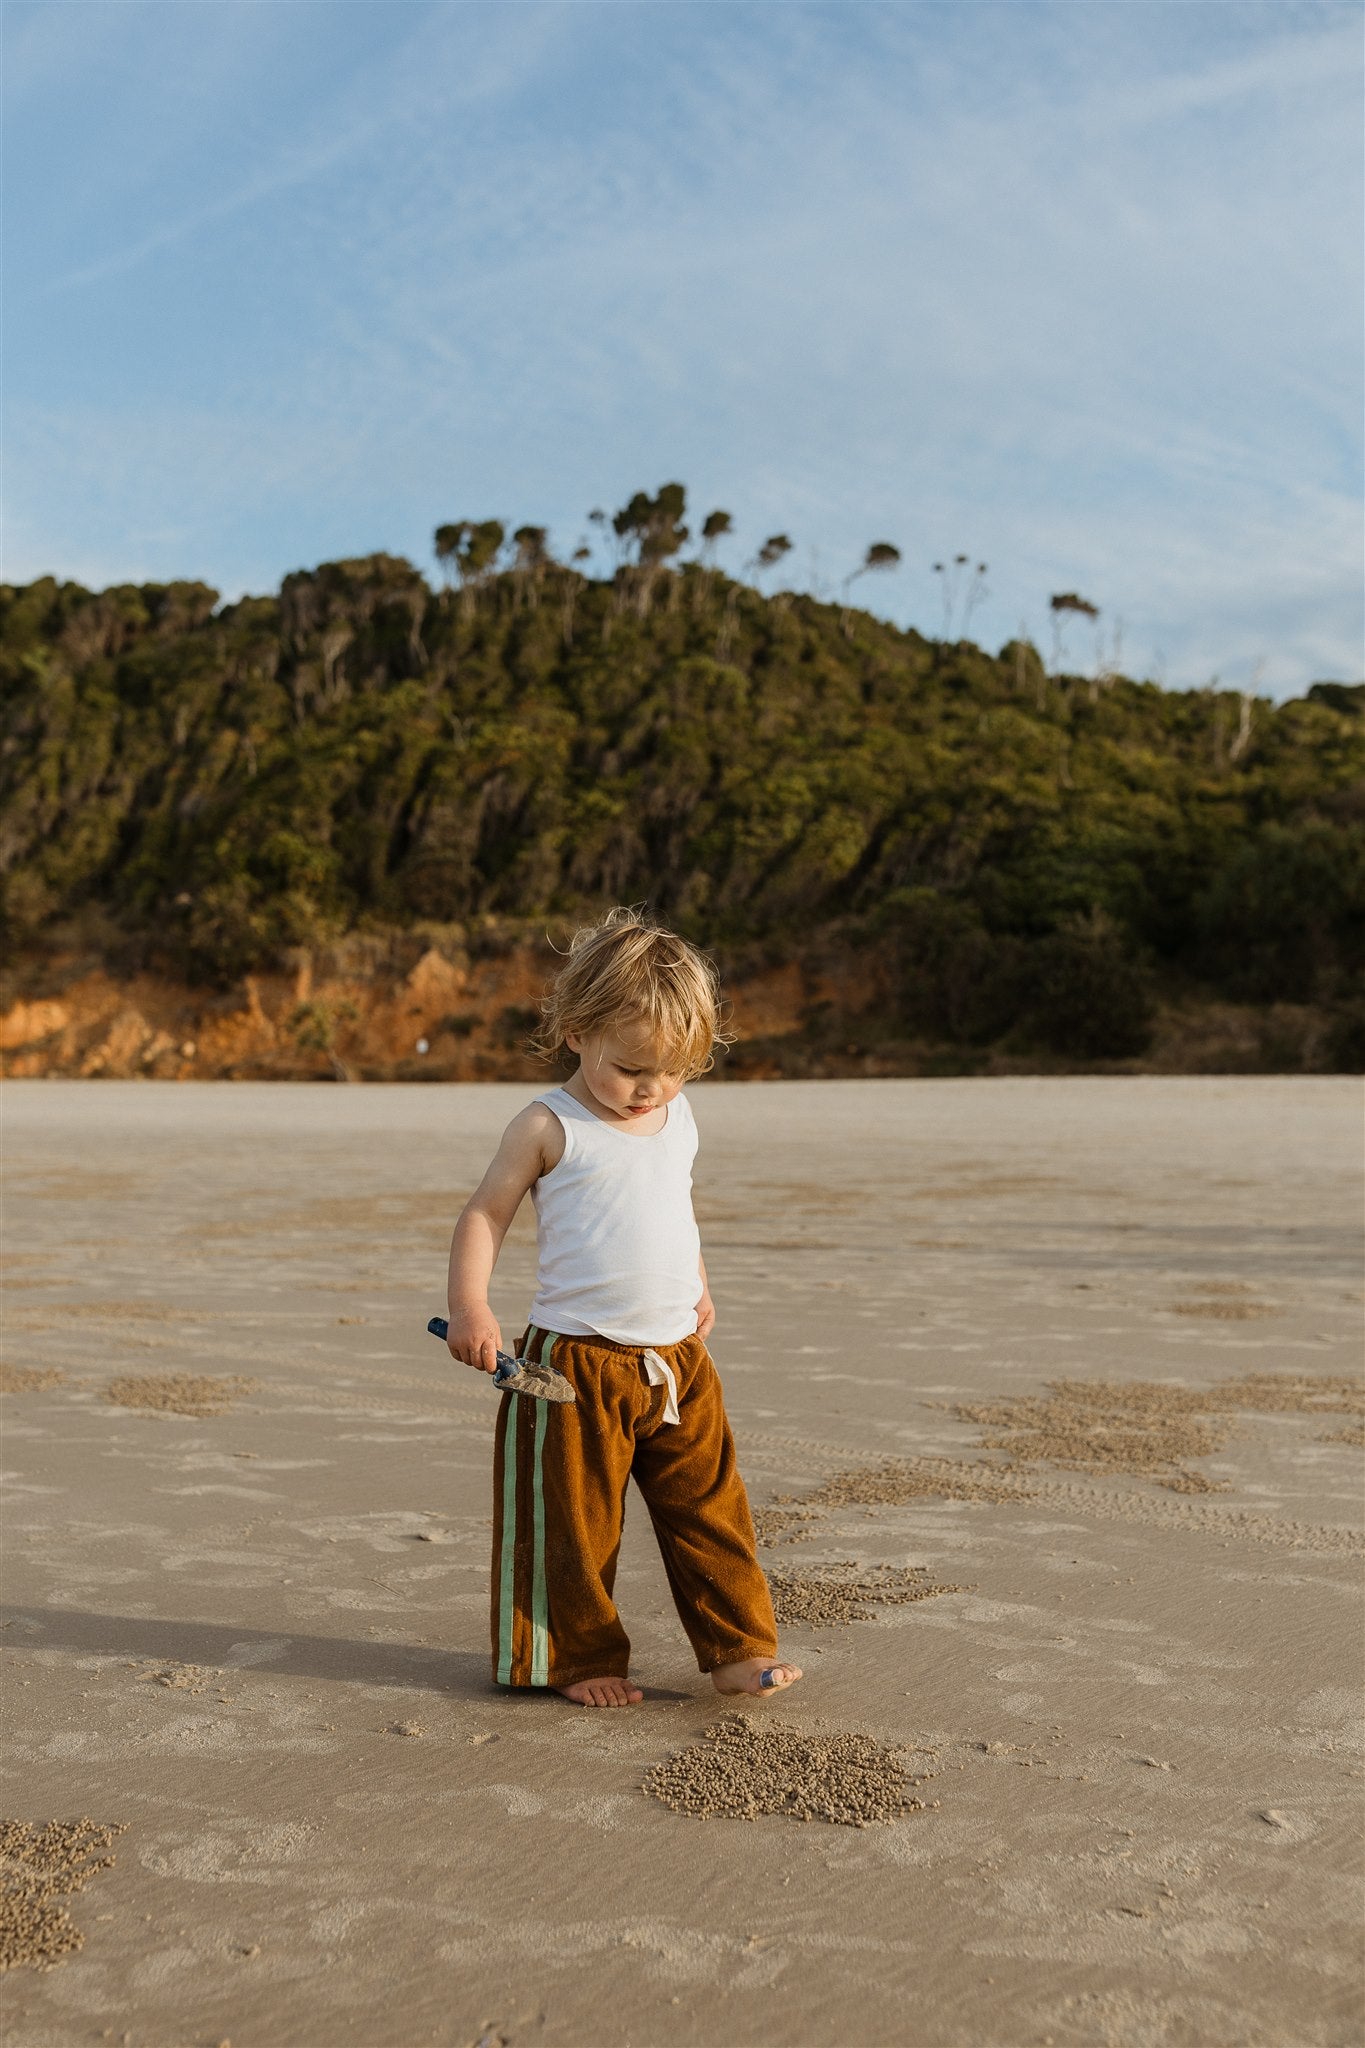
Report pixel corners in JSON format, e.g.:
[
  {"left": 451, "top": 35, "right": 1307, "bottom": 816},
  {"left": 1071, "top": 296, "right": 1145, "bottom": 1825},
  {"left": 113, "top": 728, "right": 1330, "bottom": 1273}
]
[
  {"left": 2, "top": 941, "right": 1339, "bottom": 1083},
  {"left": 0, "top": 936, "right": 818, "bottom": 1083}
]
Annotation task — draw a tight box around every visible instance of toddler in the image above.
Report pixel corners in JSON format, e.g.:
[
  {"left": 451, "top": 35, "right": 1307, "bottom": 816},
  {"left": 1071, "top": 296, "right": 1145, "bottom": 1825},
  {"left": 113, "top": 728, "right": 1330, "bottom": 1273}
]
[{"left": 444, "top": 908, "right": 802, "bottom": 1707}]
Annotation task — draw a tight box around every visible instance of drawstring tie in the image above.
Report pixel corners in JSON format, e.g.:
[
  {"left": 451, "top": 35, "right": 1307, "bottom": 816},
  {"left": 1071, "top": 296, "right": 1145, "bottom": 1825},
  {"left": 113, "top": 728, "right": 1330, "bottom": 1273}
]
[{"left": 641, "top": 1349, "right": 680, "bottom": 1425}]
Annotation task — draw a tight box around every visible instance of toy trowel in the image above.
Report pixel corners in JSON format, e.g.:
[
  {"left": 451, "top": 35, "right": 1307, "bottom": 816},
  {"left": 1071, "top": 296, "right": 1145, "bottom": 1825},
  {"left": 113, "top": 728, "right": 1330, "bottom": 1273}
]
[{"left": 427, "top": 1317, "right": 575, "bottom": 1403}]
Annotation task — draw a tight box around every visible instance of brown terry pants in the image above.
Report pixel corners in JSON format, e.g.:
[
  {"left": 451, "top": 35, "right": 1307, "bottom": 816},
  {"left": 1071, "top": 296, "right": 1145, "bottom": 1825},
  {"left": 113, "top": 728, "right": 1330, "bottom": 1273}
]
[{"left": 490, "top": 1327, "right": 778, "bottom": 1688}]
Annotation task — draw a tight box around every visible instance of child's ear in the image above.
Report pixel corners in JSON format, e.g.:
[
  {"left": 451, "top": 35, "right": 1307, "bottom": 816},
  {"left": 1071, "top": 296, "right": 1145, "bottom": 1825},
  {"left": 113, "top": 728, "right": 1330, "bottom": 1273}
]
[{"left": 564, "top": 1030, "right": 581, "bottom": 1055}]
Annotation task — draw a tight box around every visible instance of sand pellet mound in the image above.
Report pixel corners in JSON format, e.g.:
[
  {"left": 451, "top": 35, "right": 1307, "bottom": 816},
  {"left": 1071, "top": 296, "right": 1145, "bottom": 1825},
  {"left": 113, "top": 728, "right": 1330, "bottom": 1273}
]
[
  {"left": 0, "top": 1365, "right": 66, "bottom": 1394},
  {"left": 758, "top": 1373, "right": 1364, "bottom": 1537},
  {"left": 1214, "top": 1373, "right": 1364, "bottom": 1417},
  {"left": 811, "top": 1459, "right": 1027, "bottom": 1510},
  {"left": 752, "top": 1503, "right": 827, "bottom": 1547},
  {"left": 756, "top": 1456, "right": 1029, "bottom": 1547},
  {"left": 951, "top": 1380, "right": 1231, "bottom": 1492},
  {"left": 1319, "top": 1421, "right": 1365, "bottom": 1448},
  {"left": 139, "top": 1662, "right": 217, "bottom": 1692},
  {"left": 103, "top": 1372, "right": 259, "bottom": 1417},
  {"left": 946, "top": 1371, "right": 1365, "bottom": 1493},
  {"left": 0, "top": 1819, "right": 127, "bottom": 1972},
  {"left": 1170, "top": 1300, "right": 1279, "bottom": 1320},
  {"left": 59, "top": 1301, "right": 200, "bottom": 1323},
  {"left": 644, "top": 1715, "right": 931, "bottom": 1827},
  {"left": 768, "top": 1563, "right": 970, "bottom": 1627}
]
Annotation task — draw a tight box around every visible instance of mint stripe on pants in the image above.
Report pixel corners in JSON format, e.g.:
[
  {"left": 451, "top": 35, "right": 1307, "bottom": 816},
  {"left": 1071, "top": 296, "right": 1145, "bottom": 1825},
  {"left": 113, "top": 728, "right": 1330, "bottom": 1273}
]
[
  {"left": 529, "top": 1346, "right": 552, "bottom": 1686},
  {"left": 493, "top": 1328, "right": 556, "bottom": 1689},
  {"left": 495, "top": 1394, "right": 520, "bottom": 1685}
]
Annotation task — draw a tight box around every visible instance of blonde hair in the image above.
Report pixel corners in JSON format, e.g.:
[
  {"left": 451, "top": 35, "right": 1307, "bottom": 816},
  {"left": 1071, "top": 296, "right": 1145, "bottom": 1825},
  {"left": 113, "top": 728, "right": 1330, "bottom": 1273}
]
[{"left": 536, "top": 907, "right": 728, "bottom": 1080}]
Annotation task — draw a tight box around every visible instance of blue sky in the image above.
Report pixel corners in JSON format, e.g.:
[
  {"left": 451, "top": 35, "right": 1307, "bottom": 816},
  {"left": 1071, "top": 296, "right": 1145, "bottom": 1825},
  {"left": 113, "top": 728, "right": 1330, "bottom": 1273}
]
[{"left": 4, "top": 0, "right": 1361, "bottom": 696}]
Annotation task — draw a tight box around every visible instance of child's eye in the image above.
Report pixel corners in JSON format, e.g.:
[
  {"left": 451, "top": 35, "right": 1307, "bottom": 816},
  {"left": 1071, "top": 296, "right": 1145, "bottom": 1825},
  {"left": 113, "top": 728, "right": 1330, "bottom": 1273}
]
[{"left": 618, "top": 1067, "right": 641, "bottom": 1078}]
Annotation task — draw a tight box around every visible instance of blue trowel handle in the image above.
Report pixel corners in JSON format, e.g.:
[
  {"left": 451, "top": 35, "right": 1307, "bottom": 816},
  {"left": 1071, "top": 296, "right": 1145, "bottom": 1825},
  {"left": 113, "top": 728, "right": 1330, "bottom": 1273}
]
[{"left": 427, "top": 1317, "right": 518, "bottom": 1386}]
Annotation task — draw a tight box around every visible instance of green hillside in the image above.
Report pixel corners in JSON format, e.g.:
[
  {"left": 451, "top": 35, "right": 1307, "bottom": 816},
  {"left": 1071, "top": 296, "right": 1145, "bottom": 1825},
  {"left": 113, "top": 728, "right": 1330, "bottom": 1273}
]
[{"left": 2, "top": 543, "right": 1362, "bottom": 1067}]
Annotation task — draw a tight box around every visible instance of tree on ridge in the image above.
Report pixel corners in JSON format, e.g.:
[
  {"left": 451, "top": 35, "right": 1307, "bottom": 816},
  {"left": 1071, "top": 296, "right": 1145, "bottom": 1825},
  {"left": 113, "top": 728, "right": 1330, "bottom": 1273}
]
[
  {"left": 511, "top": 526, "right": 551, "bottom": 609},
  {"left": 433, "top": 521, "right": 506, "bottom": 614},
  {"left": 931, "top": 555, "right": 988, "bottom": 641},
  {"left": 612, "top": 484, "right": 690, "bottom": 613},
  {"left": 1049, "top": 589, "right": 1100, "bottom": 676},
  {"left": 750, "top": 534, "right": 793, "bottom": 585},
  {"left": 841, "top": 540, "right": 901, "bottom": 632},
  {"left": 699, "top": 510, "right": 733, "bottom": 566}
]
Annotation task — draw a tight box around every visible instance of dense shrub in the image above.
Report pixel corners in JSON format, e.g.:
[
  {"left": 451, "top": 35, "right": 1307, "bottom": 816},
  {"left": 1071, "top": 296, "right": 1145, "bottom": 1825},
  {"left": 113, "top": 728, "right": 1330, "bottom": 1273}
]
[
  {"left": 1, "top": 556, "right": 1362, "bottom": 1070},
  {"left": 1192, "top": 820, "right": 1365, "bottom": 1003},
  {"left": 1012, "top": 917, "right": 1155, "bottom": 1059}
]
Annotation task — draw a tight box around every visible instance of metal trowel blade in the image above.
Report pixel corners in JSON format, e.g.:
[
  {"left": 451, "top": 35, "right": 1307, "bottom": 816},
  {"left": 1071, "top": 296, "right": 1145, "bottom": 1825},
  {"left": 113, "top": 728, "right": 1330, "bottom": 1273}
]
[
  {"left": 426, "top": 1319, "right": 574, "bottom": 1403},
  {"left": 494, "top": 1355, "right": 576, "bottom": 1404}
]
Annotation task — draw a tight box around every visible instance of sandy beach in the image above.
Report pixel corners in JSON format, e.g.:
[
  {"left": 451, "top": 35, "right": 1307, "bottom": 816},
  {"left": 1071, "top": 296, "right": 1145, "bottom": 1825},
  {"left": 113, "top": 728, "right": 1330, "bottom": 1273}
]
[{"left": 2, "top": 1076, "right": 1362, "bottom": 2048}]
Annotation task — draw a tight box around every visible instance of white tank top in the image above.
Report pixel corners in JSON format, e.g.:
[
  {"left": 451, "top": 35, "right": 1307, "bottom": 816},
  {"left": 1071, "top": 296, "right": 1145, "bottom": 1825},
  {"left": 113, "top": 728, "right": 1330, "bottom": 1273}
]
[{"left": 526, "top": 1086, "right": 702, "bottom": 1346}]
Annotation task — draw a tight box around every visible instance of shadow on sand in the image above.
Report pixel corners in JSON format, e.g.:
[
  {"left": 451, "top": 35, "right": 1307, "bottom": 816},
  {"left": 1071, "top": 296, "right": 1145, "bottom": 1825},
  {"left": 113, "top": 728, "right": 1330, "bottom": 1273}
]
[
  {"left": 1, "top": 1607, "right": 701, "bottom": 1704},
  {"left": 0, "top": 1605, "right": 494, "bottom": 1697}
]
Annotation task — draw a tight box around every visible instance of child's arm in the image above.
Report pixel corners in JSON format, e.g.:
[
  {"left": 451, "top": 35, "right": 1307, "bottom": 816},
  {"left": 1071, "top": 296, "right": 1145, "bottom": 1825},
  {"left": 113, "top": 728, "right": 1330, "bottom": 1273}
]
[
  {"left": 446, "top": 1104, "right": 562, "bottom": 1373},
  {"left": 695, "top": 1251, "right": 716, "bottom": 1339}
]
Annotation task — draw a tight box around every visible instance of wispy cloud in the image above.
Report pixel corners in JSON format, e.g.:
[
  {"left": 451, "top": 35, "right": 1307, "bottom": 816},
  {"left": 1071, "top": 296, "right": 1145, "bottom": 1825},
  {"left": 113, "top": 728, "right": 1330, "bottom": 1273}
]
[{"left": 4, "top": 1, "right": 1360, "bottom": 693}]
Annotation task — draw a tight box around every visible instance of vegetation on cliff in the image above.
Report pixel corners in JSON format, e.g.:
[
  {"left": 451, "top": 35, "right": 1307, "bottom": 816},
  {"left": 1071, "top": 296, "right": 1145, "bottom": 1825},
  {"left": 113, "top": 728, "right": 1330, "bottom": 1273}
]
[{"left": 2, "top": 507, "right": 1362, "bottom": 1069}]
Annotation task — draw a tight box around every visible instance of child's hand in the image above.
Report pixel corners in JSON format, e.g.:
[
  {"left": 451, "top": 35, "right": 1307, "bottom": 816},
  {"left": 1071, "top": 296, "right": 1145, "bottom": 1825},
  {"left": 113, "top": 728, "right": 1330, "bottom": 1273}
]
[
  {"left": 695, "top": 1287, "right": 716, "bottom": 1339},
  {"left": 445, "top": 1305, "right": 504, "bottom": 1374}
]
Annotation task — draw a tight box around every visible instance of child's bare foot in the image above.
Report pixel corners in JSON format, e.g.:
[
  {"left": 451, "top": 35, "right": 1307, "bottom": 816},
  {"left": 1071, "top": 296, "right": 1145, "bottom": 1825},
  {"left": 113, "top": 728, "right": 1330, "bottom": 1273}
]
[
  {"left": 711, "top": 1657, "right": 803, "bottom": 1696},
  {"left": 555, "top": 1676, "right": 644, "bottom": 1707}
]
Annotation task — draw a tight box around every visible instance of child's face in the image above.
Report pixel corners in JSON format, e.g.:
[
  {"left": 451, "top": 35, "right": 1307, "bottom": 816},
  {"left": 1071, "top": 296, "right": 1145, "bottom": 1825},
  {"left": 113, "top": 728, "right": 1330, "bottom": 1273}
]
[{"left": 566, "top": 1017, "right": 684, "bottom": 1121}]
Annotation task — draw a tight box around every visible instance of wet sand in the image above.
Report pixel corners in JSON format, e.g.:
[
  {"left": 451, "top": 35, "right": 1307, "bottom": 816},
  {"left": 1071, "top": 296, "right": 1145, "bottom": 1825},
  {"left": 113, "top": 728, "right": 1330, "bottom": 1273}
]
[{"left": 2, "top": 1077, "right": 1362, "bottom": 2047}]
